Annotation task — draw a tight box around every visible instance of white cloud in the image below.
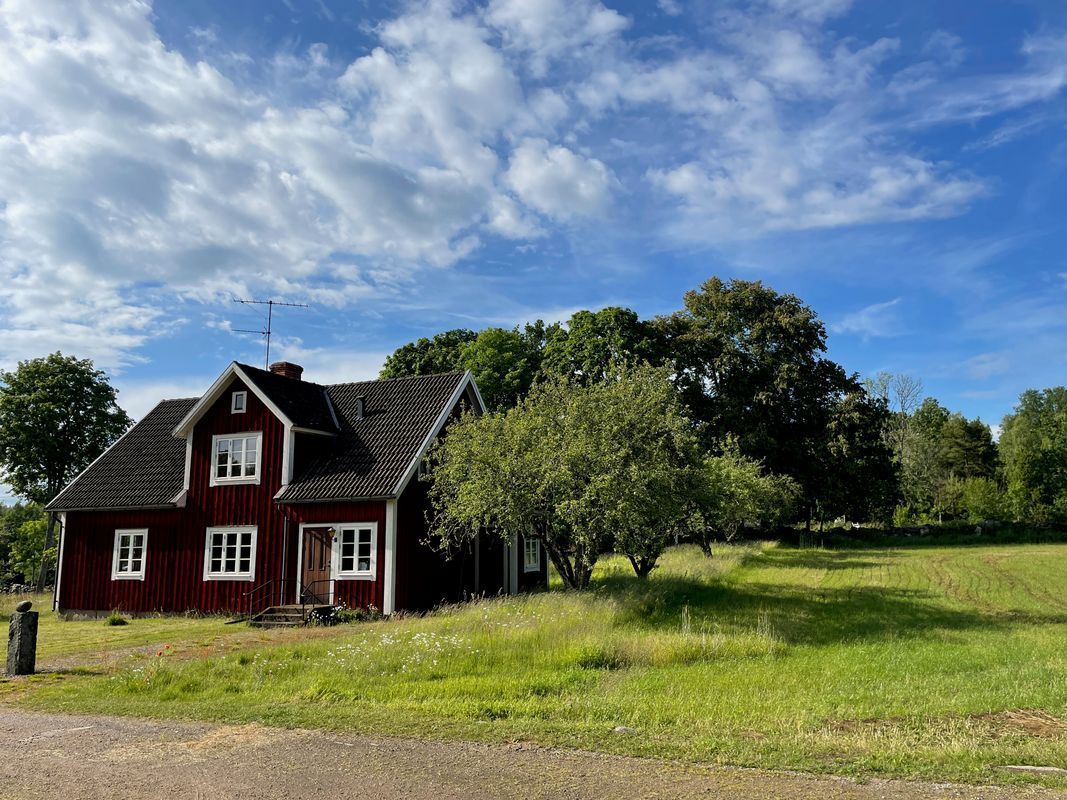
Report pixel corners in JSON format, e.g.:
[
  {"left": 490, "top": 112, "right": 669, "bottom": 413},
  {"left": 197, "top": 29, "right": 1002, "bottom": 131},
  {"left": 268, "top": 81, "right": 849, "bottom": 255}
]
[
  {"left": 506, "top": 139, "right": 614, "bottom": 220},
  {"left": 962, "top": 351, "right": 1011, "bottom": 380},
  {"left": 0, "top": 0, "right": 1065, "bottom": 371},
  {"left": 831, "top": 298, "right": 903, "bottom": 339},
  {"left": 485, "top": 0, "right": 628, "bottom": 76}
]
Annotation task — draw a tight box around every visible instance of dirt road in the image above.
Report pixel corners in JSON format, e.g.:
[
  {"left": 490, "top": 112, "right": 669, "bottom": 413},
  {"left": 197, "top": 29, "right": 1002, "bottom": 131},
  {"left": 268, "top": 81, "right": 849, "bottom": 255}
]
[{"left": 1, "top": 709, "right": 1063, "bottom": 800}]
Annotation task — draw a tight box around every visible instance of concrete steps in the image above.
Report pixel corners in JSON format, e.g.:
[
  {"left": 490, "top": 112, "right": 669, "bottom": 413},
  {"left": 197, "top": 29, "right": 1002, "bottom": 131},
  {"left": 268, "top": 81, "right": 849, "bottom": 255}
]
[{"left": 249, "top": 604, "right": 330, "bottom": 629}]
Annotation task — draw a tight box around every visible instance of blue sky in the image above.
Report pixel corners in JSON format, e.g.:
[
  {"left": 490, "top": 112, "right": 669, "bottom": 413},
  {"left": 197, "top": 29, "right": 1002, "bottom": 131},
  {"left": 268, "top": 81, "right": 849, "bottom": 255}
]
[{"left": 1, "top": 0, "right": 1066, "bottom": 438}]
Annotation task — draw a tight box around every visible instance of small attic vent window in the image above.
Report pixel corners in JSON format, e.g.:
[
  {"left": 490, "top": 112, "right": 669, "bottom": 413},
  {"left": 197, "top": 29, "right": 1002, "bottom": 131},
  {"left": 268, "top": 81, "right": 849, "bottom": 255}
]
[
  {"left": 231, "top": 391, "right": 247, "bottom": 414},
  {"left": 354, "top": 395, "right": 366, "bottom": 420}
]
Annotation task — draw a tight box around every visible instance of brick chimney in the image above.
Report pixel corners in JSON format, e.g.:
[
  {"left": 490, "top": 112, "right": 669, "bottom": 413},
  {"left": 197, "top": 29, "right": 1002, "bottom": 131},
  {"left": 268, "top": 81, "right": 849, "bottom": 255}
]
[{"left": 268, "top": 361, "right": 303, "bottom": 381}]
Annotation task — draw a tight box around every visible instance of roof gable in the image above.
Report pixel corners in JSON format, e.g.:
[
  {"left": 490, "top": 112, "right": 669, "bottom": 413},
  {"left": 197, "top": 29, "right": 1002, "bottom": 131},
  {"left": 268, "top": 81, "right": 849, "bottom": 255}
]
[
  {"left": 48, "top": 369, "right": 484, "bottom": 510},
  {"left": 172, "top": 362, "right": 337, "bottom": 438}
]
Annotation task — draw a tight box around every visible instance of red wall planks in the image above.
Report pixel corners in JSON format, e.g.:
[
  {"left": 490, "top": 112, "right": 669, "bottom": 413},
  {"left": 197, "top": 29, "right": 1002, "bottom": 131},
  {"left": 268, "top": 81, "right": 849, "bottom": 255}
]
[
  {"left": 59, "top": 377, "right": 291, "bottom": 614},
  {"left": 56, "top": 378, "right": 515, "bottom": 615}
]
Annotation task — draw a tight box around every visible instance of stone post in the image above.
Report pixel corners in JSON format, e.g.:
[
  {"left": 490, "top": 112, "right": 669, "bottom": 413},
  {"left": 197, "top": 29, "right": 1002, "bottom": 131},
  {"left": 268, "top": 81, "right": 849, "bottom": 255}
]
[{"left": 7, "top": 600, "right": 38, "bottom": 676}]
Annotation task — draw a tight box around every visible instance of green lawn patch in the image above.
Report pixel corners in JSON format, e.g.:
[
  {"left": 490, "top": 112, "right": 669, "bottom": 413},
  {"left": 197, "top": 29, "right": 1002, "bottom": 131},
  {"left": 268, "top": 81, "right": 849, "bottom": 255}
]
[{"left": 7, "top": 542, "right": 1067, "bottom": 787}]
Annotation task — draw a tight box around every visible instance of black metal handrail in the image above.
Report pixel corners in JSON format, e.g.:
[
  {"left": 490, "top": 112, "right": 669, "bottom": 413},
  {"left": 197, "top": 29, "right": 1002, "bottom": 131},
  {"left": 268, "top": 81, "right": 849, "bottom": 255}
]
[
  {"left": 243, "top": 578, "right": 297, "bottom": 620},
  {"left": 300, "top": 578, "right": 335, "bottom": 617}
]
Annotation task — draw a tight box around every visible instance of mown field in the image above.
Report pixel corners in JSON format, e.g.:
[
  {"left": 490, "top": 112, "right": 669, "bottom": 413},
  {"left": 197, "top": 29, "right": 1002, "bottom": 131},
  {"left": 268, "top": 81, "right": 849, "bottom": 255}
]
[{"left": 3, "top": 542, "right": 1067, "bottom": 787}]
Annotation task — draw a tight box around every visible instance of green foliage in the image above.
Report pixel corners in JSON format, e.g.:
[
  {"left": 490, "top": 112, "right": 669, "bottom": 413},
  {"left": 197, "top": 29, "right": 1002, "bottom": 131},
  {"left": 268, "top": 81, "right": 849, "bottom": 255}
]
[
  {"left": 540, "top": 307, "right": 663, "bottom": 383},
  {"left": 0, "top": 502, "right": 45, "bottom": 584},
  {"left": 105, "top": 611, "right": 129, "bottom": 626},
  {"left": 658, "top": 278, "right": 897, "bottom": 523},
  {"left": 999, "top": 387, "right": 1067, "bottom": 522},
  {"left": 0, "top": 352, "right": 131, "bottom": 505},
  {"left": 9, "top": 516, "right": 48, "bottom": 584},
  {"left": 458, "top": 326, "right": 544, "bottom": 410},
  {"left": 696, "top": 440, "right": 797, "bottom": 552},
  {"left": 959, "top": 477, "right": 1010, "bottom": 523},
  {"left": 0, "top": 352, "right": 130, "bottom": 590},
  {"left": 427, "top": 364, "right": 704, "bottom": 585},
  {"left": 817, "top": 391, "right": 899, "bottom": 525},
  {"left": 892, "top": 397, "right": 1004, "bottom": 524},
  {"left": 379, "top": 329, "right": 477, "bottom": 379},
  {"left": 379, "top": 324, "right": 551, "bottom": 411}
]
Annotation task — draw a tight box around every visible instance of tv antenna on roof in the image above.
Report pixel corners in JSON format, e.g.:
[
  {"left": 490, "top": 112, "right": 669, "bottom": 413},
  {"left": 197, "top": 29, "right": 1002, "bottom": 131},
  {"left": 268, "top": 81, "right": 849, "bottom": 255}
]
[{"left": 231, "top": 298, "right": 309, "bottom": 369}]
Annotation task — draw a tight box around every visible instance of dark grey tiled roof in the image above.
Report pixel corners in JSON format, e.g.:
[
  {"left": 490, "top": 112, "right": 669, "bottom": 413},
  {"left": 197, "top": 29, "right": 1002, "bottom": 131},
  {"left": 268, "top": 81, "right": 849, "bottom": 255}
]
[
  {"left": 235, "top": 362, "right": 338, "bottom": 433},
  {"left": 47, "top": 372, "right": 469, "bottom": 510},
  {"left": 276, "top": 372, "right": 467, "bottom": 502},
  {"left": 47, "top": 399, "right": 197, "bottom": 511}
]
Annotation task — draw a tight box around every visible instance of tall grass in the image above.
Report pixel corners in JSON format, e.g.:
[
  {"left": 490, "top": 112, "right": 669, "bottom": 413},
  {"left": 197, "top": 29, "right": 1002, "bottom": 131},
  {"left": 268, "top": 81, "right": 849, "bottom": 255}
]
[{"left": 12, "top": 542, "right": 1067, "bottom": 787}]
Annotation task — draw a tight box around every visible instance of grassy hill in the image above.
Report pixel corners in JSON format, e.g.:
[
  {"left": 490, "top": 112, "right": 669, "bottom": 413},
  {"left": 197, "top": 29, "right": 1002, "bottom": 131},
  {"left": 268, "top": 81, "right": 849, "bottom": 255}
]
[{"left": 5, "top": 542, "right": 1067, "bottom": 787}]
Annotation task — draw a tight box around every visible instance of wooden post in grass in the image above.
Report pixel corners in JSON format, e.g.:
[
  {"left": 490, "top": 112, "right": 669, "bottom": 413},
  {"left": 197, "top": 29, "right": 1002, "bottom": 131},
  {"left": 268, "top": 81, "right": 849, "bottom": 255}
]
[{"left": 7, "top": 600, "right": 38, "bottom": 676}]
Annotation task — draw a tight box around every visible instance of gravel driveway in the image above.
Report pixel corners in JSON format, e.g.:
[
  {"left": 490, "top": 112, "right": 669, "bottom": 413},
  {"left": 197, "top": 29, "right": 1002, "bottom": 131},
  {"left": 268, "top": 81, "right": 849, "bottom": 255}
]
[{"left": 1, "top": 709, "right": 1063, "bottom": 800}]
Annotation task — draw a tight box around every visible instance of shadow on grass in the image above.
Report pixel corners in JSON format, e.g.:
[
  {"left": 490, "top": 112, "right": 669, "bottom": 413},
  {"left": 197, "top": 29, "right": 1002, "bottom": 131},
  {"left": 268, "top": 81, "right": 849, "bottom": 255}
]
[{"left": 591, "top": 548, "right": 1067, "bottom": 647}]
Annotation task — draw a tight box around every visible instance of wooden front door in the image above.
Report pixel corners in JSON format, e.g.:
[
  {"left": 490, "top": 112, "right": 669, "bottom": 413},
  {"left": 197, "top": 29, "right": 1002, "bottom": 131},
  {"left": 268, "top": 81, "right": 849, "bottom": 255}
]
[{"left": 301, "top": 527, "right": 333, "bottom": 604}]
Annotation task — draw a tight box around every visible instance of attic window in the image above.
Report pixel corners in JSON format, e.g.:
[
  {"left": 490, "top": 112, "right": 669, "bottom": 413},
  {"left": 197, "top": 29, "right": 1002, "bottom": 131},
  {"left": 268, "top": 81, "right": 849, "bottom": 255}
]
[
  {"left": 210, "top": 432, "right": 262, "bottom": 486},
  {"left": 231, "top": 391, "right": 247, "bottom": 414}
]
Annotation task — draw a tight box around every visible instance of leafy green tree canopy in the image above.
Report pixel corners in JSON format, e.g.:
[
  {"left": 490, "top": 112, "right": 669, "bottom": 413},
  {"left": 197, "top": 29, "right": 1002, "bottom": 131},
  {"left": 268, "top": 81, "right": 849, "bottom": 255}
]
[
  {"left": 379, "top": 329, "right": 477, "bottom": 379},
  {"left": 999, "top": 387, "right": 1067, "bottom": 522},
  {"left": 657, "top": 277, "right": 889, "bottom": 522},
  {"left": 541, "top": 307, "right": 664, "bottom": 383},
  {"left": 0, "top": 352, "right": 131, "bottom": 505},
  {"left": 426, "top": 364, "right": 703, "bottom": 585}
]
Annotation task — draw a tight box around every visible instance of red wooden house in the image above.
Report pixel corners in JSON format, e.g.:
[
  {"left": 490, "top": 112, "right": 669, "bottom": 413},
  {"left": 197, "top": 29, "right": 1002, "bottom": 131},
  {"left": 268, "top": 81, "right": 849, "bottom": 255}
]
[{"left": 47, "top": 361, "right": 547, "bottom": 619}]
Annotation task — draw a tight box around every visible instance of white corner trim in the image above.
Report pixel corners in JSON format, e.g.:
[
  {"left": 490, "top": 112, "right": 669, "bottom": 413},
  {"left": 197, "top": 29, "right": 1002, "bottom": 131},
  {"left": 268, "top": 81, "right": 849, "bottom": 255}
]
[
  {"left": 384, "top": 500, "right": 397, "bottom": 615},
  {"left": 111, "top": 528, "right": 148, "bottom": 581},
  {"left": 179, "top": 433, "right": 193, "bottom": 496},
  {"left": 202, "top": 525, "right": 258, "bottom": 582},
  {"left": 392, "top": 371, "right": 486, "bottom": 497},
  {"left": 53, "top": 512, "right": 67, "bottom": 611},
  {"left": 282, "top": 424, "right": 293, "bottom": 486},
  {"left": 172, "top": 362, "right": 295, "bottom": 438}
]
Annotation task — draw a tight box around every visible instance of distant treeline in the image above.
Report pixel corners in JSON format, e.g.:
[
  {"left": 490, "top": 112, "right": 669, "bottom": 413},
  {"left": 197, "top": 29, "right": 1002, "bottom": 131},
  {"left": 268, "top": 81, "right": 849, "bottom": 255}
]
[{"left": 382, "top": 276, "right": 1066, "bottom": 530}]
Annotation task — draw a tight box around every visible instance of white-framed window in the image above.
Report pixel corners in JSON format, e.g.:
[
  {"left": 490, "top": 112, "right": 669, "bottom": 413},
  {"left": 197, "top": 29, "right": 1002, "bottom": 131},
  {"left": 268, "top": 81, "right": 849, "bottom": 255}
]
[
  {"left": 231, "top": 391, "right": 247, "bottom": 414},
  {"left": 210, "top": 432, "right": 262, "bottom": 486},
  {"left": 335, "top": 523, "right": 377, "bottom": 579},
  {"left": 203, "top": 526, "right": 257, "bottom": 581},
  {"left": 112, "top": 528, "right": 147, "bottom": 580},
  {"left": 523, "top": 538, "right": 541, "bottom": 573}
]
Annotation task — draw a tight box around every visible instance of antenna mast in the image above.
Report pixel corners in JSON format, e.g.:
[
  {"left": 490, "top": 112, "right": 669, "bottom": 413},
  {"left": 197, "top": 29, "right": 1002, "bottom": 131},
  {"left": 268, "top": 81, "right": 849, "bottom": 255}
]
[{"left": 231, "top": 298, "right": 309, "bottom": 368}]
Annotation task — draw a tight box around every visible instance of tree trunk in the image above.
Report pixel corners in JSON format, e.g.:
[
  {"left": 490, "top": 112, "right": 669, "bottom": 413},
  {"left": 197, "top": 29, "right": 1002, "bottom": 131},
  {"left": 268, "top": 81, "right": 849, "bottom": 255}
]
[{"left": 35, "top": 511, "right": 56, "bottom": 593}]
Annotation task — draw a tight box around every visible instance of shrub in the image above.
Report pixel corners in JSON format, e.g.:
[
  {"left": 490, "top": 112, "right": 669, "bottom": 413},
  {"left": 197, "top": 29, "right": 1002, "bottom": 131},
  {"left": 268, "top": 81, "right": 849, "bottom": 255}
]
[{"left": 105, "top": 610, "right": 128, "bottom": 626}]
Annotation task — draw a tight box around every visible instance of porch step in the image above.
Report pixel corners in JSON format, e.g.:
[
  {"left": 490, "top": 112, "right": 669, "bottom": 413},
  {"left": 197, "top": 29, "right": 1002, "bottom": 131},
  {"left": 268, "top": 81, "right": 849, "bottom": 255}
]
[{"left": 249, "top": 604, "right": 331, "bottom": 629}]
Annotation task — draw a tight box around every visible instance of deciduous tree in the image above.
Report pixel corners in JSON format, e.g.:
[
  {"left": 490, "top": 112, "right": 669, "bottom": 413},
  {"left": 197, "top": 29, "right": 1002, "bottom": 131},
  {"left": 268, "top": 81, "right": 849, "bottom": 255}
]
[
  {"left": 426, "top": 365, "right": 703, "bottom": 585},
  {"left": 0, "top": 353, "right": 131, "bottom": 590}
]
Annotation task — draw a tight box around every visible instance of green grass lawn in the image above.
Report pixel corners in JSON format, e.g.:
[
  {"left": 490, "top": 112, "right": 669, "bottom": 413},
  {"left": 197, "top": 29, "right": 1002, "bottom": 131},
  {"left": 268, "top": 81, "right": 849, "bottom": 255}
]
[{"left": 5, "top": 542, "right": 1067, "bottom": 787}]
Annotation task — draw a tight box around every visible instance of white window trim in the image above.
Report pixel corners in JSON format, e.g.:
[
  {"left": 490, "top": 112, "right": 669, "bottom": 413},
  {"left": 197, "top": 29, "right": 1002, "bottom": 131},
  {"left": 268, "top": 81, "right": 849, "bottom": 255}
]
[
  {"left": 333, "top": 522, "right": 379, "bottom": 581},
  {"left": 231, "top": 390, "right": 247, "bottom": 414},
  {"left": 203, "top": 525, "right": 258, "bottom": 582},
  {"left": 209, "top": 431, "right": 263, "bottom": 487},
  {"left": 112, "top": 528, "right": 148, "bottom": 581},
  {"left": 523, "top": 538, "right": 541, "bottom": 573}
]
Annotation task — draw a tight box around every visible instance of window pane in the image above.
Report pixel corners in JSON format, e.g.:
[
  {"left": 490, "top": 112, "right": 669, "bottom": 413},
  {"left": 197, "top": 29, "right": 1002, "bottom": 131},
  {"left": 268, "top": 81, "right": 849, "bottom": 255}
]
[
  {"left": 211, "top": 558, "right": 221, "bottom": 572},
  {"left": 239, "top": 557, "right": 250, "bottom": 573},
  {"left": 131, "top": 559, "right": 141, "bottom": 573},
  {"left": 357, "top": 557, "right": 370, "bottom": 572}
]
